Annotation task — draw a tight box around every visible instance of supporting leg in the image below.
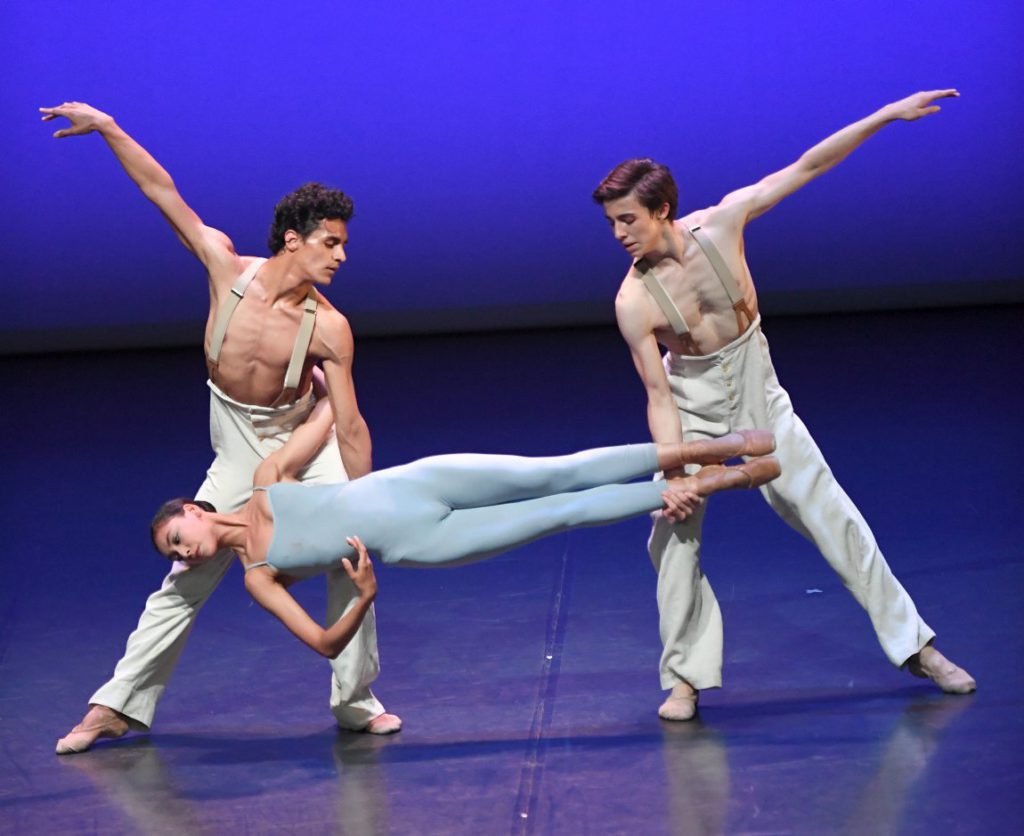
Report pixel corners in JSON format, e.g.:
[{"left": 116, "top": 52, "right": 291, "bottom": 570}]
[
  {"left": 650, "top": 500, "right": 723, "bottom": 708},
  {"left": 306, "top": 438, "right": 392, "bottom": 731},
  {"left": 325, "top": 567, "right": 398, "bottom": 732}
]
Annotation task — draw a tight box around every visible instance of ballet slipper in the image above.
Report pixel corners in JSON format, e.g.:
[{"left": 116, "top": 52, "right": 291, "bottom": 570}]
[
  {"left": 905, "top": 646, "right": 977, "bottom": 695},
  {"left": 363, "top": 712, "right": 402, "bottom": 735},
  {"left": 676, "top": 430, "right": 775, "bottom": 468},
  {"left": 55, "top": 709, "right": 129, "bottom": 755},
  {"left": 658, "top": 683, "right": 699, "bottom": 722},
  {"left": 681, "top": 456, "right": 781, "bottom": 496}
]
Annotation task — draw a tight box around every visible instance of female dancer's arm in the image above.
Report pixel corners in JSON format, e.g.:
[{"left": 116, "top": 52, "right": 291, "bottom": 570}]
[
  {"left": 253, "top": 368, "right": 335, "bottom": 487},
  {"left": 244, "top": 537, "right": 376, "bottom": 658}
]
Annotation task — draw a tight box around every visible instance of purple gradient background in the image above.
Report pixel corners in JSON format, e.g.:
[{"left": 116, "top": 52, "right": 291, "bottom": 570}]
[{"left": 2, "top": 1, "right": 1021, "bottom": 346}]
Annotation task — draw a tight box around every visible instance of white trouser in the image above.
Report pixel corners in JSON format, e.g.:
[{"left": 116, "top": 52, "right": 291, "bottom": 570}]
[
  {"left": 89, "top": 380, "right": 384, "bottom": 730},
  {"left": 651, "top": 321, "right": 934, "bottom": 691}
]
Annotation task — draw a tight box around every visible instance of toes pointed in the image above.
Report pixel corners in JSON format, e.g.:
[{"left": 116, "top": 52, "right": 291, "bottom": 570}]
[{"left": 55, "top": 734, "right": 90, "bottom": 755}]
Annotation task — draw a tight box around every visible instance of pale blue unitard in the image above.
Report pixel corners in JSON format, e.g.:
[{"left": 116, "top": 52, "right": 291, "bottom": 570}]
[{"left": 246, "top": 443, "right": 666, "bottom": 576}]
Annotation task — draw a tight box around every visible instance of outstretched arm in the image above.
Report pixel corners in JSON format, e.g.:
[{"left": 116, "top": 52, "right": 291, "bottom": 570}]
[
  {"left": 719, "top": 89, "right": 959, "bottom": 223},
  {"left": 244, "top": 536, "right": 376, "bottom": 658},
  {"left": 39, "top": 101, "right": 236, "bottom": 270}
]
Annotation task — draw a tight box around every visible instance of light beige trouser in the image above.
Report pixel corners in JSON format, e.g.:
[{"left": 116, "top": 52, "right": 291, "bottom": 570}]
[
  {"left": 89, "top": 381, "right": 384, "bottom": 730},
  {"left": 651, "top": 320, "right": 934, "bottom": 691}
]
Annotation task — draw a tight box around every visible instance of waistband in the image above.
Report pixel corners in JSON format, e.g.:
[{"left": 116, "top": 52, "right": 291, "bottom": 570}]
[
  {"left": 207, "top": 379, "right": 315, "bottom": 436},
  {"left": 666, "top": 316, "right": 761, "bottom": 373}
]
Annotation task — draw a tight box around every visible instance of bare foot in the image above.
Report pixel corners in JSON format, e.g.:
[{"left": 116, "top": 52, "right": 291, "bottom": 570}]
[
  {"left": 658, "top": 682, "right": 699, "bottom": 722},
  {"left": 364, "top": 713, "right": 402, "bottom": 735},
  {"left": 55, "top": 705, "right": 129, "bottom": 755},
  {"left": 906, "top": 645, "right": 977, "bottom": 695}
]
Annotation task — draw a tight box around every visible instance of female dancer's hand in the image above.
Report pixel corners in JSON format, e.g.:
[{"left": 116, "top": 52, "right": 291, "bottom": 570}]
[
  {"left": 343, "top": 536, "right": 378, "bottom": 601},
  {"left": 661, "top": 483, "right": 702, "bottom": 523}
]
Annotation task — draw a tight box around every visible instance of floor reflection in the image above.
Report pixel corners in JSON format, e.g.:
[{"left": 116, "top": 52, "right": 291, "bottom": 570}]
[
  {"left": 331, "top": 730, "right": 392, "bottom": 836},
  {"left": 59, "top": 741, "right": 210, "bottom": 834},
  {"left": 662, "top": 721, "right": 730, "bottom": 836},
  {"left": 839, "top": 695, "right": 975, "bottom": 834}
]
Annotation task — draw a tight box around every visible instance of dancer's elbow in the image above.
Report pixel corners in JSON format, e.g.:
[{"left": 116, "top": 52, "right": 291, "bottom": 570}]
[{"left": 316, "top": 635, "right": 350, "bottom": 659}]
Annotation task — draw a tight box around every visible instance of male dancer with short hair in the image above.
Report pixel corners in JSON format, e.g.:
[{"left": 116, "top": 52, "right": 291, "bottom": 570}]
[
  {"left": 593, "top": 89, "right": 975, "bottom": 721},
  {"left": 41, "top": 101, "right": 400, "bottom": 752}
]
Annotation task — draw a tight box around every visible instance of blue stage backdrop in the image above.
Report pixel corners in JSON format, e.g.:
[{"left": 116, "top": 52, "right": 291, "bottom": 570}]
[{"left": 2, "top": 1, "right": 1021, "bottom": 351}]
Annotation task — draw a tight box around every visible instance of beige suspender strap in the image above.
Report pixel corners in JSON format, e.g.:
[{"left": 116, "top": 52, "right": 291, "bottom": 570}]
[
  {"left": 282, "top": 291, "right": 318, "bottom": 393},
  {"left": 686, "top": 226, "right": 744, "bottom": 305},
  {"left": 208, "top": 259, "right": 267, "bottom": 364},
  {"left": 640, "top": 267, "right": 690, "bottom": 337}
]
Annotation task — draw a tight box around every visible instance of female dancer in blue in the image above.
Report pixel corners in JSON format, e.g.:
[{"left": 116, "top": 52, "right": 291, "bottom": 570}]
[{"left": 150, "top": 394, "right": 779, "bottom": 659}]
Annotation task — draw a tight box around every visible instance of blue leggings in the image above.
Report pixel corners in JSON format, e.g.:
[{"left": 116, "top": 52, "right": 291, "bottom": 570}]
[{"left": 380, "top": 443, "right": 665, "bottom": 566}]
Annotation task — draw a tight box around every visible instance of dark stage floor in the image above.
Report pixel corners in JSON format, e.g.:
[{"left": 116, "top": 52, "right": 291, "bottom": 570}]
[{"left": 1, "top": 307, "right": 1022, "bottom": 835}]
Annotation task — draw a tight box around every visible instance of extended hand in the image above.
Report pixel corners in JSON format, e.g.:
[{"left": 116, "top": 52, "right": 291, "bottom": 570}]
[
  {"left": 39, "top": 101, "right": 114, "bottom": 137},
  {"left": 343, "top": 535, "right": 378, "bottom": 600},
  {"left": 661, "top": 483, "right": 702, "bottom": 523},
  {"left": 884, "top": 89, "right": 959, "bottom": 122}
]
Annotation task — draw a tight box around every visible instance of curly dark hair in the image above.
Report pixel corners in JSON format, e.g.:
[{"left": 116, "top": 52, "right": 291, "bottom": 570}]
[
  {"left": 592, "top": 158, "right": 678, "bottom": 220},
  {"left": 150, "top": 497, "right": 217, "bottom": 556},
  {"left": 267, "top": 182, "right": 355, "bottom": 254}
]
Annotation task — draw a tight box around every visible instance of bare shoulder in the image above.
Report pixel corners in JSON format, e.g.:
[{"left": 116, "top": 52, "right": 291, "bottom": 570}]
[
  {"left": 205, "top": 247, "right": 250, "bottom": 297},
  {"left": 614, "top": 267, "right": 644, "bottom": 310},
  {"left": 203, "top": 226, "right": 238, "bottom": 260},
  {"left": 311, "top": 300, "right": 354, "bottom": 361},
  {"left": 677, "top": 207, "right": 711, "bottom": 230},
  {"left": 681, "top": 202, "right": 745, "bottom": 242},
  {"left": 615, "top": 269, "right": 655, "bottom": 341},
  {"left": 243, "top": 564, "right": 275, "bottom": 596}
]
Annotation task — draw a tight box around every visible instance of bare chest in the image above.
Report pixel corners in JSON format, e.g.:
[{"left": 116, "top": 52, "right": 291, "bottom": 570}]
[
  {"left": 204, "top": 297, "right": 315, "bottom": 406},
  {"left": 642, "top": 250, "right": 758, "bottom": 356}
]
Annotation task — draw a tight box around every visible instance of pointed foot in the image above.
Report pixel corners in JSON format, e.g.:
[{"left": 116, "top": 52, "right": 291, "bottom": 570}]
[
  {"left": 906, "top": 646, "right": 976, "bottom": 695},
  {"left": 678, "top": 430, "right": 776, "bottom": 466},
  {"left": 55, "top": 706, "right": 129, "bottom": 755},
  {"left": 689, "top": 456, "right": 781, "bottom": 495}
]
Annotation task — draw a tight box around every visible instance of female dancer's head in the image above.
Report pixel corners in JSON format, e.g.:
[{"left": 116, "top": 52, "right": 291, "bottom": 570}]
[{"left": 150, "top": 498, "right": 218, "bottom": 565}]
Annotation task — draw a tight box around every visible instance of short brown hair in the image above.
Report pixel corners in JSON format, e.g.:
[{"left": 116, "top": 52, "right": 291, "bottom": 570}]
[{"left": 592, "top": 158, "right": 678, "bottom": 220}]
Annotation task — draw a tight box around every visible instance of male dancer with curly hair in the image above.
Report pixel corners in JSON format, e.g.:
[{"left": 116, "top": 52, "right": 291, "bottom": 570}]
[{"left": 41, "top": 101, "right": 400, "bottom": 752}]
